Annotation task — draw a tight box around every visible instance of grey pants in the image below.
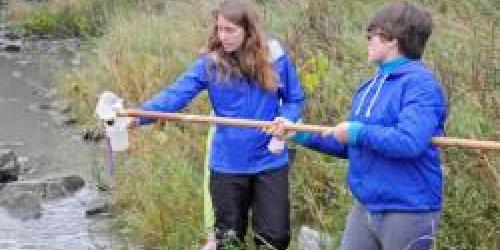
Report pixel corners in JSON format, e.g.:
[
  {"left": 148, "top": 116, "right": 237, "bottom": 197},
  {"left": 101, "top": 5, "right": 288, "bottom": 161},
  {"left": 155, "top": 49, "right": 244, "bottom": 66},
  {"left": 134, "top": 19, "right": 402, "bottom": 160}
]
[{"left": 340, "top": 203, "right": 441, "bottom": 250}]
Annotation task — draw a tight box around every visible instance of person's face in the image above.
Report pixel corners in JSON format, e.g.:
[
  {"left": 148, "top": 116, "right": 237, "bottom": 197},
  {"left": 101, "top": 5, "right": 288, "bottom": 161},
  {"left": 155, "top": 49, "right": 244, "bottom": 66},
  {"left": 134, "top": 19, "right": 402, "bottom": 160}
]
[
  {"left": 367, "top": 29, "right": 399, "bottom": 63},
  {"left": 216, "top": 14, "right": 245, "bottom": 53}
]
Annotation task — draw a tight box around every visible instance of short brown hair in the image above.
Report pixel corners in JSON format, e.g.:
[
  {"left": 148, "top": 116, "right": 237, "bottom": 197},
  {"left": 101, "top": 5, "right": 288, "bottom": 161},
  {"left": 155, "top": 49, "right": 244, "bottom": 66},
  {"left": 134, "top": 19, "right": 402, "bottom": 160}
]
[{"left": 367, "top": 2, "right": 432, "bottom": 59}]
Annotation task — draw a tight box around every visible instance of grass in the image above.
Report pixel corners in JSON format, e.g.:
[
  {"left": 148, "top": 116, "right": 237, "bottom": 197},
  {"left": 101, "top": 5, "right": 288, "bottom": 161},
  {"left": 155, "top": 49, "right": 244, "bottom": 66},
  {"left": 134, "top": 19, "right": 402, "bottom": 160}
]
[
  {"left": 5, "top": 0, "right": 139, "bottom": 37},
  {"left": 113, "top": 131, "right": 206, "bottom": 248},
  {"left": 10, "top": 0, "right": 499, "bottom": 249}
]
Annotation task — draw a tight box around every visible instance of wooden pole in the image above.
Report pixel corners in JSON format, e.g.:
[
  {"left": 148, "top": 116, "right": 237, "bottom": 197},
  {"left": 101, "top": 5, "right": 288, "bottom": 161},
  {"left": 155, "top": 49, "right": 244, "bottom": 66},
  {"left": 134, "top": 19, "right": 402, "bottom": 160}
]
[
  {"left": 121, "top": 109, "right": 500, "bottom": 150},
  {"left": 431, "top": 137, "right": 500, "bottom": 150}
]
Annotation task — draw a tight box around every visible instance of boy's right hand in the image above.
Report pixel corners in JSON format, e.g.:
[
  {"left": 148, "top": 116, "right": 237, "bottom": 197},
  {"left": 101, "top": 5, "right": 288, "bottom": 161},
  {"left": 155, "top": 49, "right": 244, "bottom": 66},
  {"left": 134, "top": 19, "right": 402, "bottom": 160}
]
[
  {"left": 262, "top": 117, "right": 295, "bottom": 140},
  {"left": 321, "top": 122, "right": 349, "bottom": 144}
]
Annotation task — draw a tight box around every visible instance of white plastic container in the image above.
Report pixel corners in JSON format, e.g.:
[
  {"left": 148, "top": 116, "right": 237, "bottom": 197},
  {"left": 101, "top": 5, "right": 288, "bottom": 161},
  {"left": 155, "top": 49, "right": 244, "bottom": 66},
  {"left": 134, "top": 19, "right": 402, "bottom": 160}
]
[
  {"left": 96, "top": 91, "right": 129, "bottom": 151},
  {"left": 106, "top": 117, "right": 129, "bottom": 152},
  {"left": 95, "top": 91, "right": 121, "bottom": 121}
]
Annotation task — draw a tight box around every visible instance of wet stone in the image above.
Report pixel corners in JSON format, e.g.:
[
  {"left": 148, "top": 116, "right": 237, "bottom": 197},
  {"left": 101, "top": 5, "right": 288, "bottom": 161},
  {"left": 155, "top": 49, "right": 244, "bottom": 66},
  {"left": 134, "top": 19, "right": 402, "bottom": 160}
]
[
  {"left": 0, "top": 191, "right": 42, "bottom": 220},
  {"left": 85, "top": 194, "right": 114, "bottom": 217},
  {"left": 0, "top": 36, "right": 21, "bottom": 52},
  {"left": 298, "top": 226, "right": 332, "bottom": 250},
  {"left": 0, "top": 149, "right": 20, "bottom": 183}
]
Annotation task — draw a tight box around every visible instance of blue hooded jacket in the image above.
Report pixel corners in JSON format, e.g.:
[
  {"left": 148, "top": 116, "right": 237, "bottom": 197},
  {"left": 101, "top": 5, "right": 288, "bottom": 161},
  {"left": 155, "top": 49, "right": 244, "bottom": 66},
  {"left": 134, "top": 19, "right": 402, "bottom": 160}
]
[
  {"left": 294, "top": 59, "right": 447, "bottom": 212},
  {"left": 139, "top": 41, "right": 305, "bottom": 174}
]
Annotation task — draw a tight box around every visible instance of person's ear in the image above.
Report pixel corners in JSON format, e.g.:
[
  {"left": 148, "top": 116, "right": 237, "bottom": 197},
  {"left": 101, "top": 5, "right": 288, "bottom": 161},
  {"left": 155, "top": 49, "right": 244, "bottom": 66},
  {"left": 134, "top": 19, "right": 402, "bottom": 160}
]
[{"left": 387, "top": 38, "right": 398, "bottom": 50}]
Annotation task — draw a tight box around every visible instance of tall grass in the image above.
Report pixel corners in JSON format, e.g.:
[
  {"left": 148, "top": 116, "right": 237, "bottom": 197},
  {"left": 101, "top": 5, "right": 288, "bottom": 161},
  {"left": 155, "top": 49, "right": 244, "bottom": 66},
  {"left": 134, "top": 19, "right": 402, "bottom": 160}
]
[
  {"left": 19, "top": 0, "right": 499, "bottom": 248},
  {"left": 6, "top": 0, "right": 141, "bottom": 37},
  {"left": 113, "top": 129, "right": 206, "bottom": 248}
]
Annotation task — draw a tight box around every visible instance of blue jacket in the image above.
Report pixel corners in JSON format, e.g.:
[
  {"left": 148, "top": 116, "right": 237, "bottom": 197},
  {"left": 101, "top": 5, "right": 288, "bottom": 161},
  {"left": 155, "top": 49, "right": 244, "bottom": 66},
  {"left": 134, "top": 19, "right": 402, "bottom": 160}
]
[
  {"left": 139, "top": 41, "right": 305, "bottom": 174},
  {"left": 294, "top": 59, "right": 447, "bottom": 212}
]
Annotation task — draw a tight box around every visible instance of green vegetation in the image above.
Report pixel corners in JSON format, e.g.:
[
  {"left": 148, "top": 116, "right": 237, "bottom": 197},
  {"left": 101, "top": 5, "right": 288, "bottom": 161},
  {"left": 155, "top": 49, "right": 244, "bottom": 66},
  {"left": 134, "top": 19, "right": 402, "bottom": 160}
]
[
  {"left": 8, "top": 0, "right": 499, "bottom": 249},
  {"left": 6, "top": 0, "right": 140, "bottom": 37}
]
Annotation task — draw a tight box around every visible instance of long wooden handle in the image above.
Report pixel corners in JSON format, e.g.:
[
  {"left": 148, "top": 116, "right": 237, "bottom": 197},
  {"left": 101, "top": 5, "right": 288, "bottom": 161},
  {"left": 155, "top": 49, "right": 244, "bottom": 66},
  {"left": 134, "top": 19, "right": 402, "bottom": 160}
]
[
  {"left": 122, "top": 109, "right": 330, "bottom": 132},
  {"left": 431, "top": 137, "right": 500, "bottom": 150},
  {"left": 121, "top": 109, "right": 500, "bottom": 150}
]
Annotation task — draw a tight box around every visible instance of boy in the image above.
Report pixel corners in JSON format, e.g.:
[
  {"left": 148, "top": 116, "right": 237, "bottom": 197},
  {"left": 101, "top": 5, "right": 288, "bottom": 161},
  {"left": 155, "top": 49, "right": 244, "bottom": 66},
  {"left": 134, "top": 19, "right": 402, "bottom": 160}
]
[{"left": 271, "top": 2, "right": 447, "bottom": 250}]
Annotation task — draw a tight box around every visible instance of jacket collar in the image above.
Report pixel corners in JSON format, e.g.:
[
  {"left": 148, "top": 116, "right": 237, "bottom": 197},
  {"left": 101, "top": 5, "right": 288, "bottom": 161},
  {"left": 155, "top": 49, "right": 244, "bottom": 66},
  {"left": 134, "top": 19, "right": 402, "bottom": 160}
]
[{"left": 377, "top": 57, "right": 411, "bottom": 75}]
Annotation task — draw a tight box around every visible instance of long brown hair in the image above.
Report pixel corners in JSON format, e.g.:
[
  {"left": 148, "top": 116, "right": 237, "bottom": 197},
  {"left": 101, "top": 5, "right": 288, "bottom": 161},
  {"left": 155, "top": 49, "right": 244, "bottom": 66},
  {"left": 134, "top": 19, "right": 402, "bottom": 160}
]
[{"left": 206, "top": 0, "right": 277, "bottom": 92}]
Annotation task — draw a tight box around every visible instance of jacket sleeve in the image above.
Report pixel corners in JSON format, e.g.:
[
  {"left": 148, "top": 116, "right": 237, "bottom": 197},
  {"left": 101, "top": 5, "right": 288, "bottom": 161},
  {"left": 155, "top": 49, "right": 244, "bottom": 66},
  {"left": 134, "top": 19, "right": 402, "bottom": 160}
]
[
  {"left": 292, "top": 132, "right": 348, "bottom": 159},
  {"left": 357, "top": 74, "right": 447, "bottom": 158},
  {"left": 277, "top": 54, "right": 306, "bottom": 122},
  {"left": 139, "top": 57, "right": 208, "bottom": 125}
]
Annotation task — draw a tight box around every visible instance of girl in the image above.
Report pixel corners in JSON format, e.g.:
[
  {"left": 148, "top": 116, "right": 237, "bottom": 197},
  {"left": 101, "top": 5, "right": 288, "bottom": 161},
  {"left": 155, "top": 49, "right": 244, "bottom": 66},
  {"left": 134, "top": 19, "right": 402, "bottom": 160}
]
[{"left": 136, "top": 1, "right": 305, "bottom": 249}]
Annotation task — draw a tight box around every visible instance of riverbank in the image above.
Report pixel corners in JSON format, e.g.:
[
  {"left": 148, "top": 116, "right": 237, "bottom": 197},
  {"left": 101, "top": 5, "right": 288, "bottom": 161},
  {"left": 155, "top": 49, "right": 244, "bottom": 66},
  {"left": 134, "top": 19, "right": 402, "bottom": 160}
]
[{"left": 0, "top": 22, "right": 133, "bottom": 249}]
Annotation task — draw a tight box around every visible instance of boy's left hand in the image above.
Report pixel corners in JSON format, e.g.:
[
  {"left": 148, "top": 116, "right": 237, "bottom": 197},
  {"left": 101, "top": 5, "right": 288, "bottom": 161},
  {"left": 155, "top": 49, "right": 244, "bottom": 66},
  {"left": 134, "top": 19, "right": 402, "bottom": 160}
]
[{"left": 322, "top": 122, "right": 349, "bottom": 143}]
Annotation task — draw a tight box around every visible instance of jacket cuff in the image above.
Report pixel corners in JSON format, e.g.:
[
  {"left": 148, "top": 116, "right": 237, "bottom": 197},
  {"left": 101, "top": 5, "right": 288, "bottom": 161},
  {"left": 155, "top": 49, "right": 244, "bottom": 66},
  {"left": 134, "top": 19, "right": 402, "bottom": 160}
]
[
  {"left": 347, "top": 121, "right": 364, "bottom": 145},
  {"left": 138, "top": 117, "right": 153, "bottom": 126},
  {"left": 291, "top": 131, "right": 312, "bottom": 145},
  {"left": 136, "top": 106, "right": 154, "bottom": 125}
]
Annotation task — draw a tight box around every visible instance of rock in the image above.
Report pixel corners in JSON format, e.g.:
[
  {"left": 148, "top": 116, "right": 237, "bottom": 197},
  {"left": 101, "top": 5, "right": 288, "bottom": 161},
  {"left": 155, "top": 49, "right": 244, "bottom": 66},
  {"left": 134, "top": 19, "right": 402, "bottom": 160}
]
[
  {"left": 0, "top": 180, "right": 47, "bottom": 198},
  {"left": 45, "top": 175, "right": 85, "bottom": 198},
  {"left": 5, "top": 43, "right": 21, "bottom": 52},
  {"left": 51, "top": 100, "right": 71, "bottom": 113},
  {"left": 44, "top": 180, "right": 66, "bottom": 199},
  {"left": 0, "top": 149, "right": 20, "bottom": 183},
  {"left": 63, "top": 116, "right": 78, "bottom": 126},
  {"left": 0, "top": 37, "right": 21, "bottom": 52},
  {"left": 85, "top": 193, "right": 114, "bottom": 216},
  {"left": 0, "top": 175, "right": 85, "bottom": 200},
  {"left": 59, "top": 175, "right": 85, "bottom": 193},
  {"left": 82, "top": 127, "right": 105, "bottom": 142},
  {"left": 298, "top": 226, "right": 333, "bottom": 250},
  {"left": 38, "top": 102, "right": 52, "bottom": 110},
  {"left": 0, "top": 191, "right": 42, "bottom": 220},
  {"left": 48, "top": 110, "right": 77, "bottom": 126},
  {"left": 37, "top": 100, "right": 70, "bottom": 113},
  {"left": 0, "top": 160, "right": 20, "bottom": 182},
  {"left": 3, "top": 31, "right": 21, "bottom": 40}
]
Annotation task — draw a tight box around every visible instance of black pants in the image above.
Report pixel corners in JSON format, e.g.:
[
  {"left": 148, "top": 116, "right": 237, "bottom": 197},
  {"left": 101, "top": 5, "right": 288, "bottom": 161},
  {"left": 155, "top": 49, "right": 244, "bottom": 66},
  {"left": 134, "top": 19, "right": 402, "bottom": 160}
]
[{"left": 210, "top": 166, "right": 290, "bottom": 250}]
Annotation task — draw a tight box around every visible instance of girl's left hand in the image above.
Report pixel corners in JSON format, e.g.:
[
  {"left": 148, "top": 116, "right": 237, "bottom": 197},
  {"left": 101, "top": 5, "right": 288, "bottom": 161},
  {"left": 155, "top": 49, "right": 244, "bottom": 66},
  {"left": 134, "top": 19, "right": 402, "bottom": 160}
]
[{"left": 262, "top": 117, "right": 294, "bottom": 140}]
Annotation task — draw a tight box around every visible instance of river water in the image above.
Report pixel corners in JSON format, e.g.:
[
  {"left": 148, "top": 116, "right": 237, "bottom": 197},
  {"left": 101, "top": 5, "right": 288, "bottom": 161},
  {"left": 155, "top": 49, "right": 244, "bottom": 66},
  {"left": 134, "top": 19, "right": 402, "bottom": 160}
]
[{"left": 0, "top": 5, "right": 133, "bottom": 250}]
